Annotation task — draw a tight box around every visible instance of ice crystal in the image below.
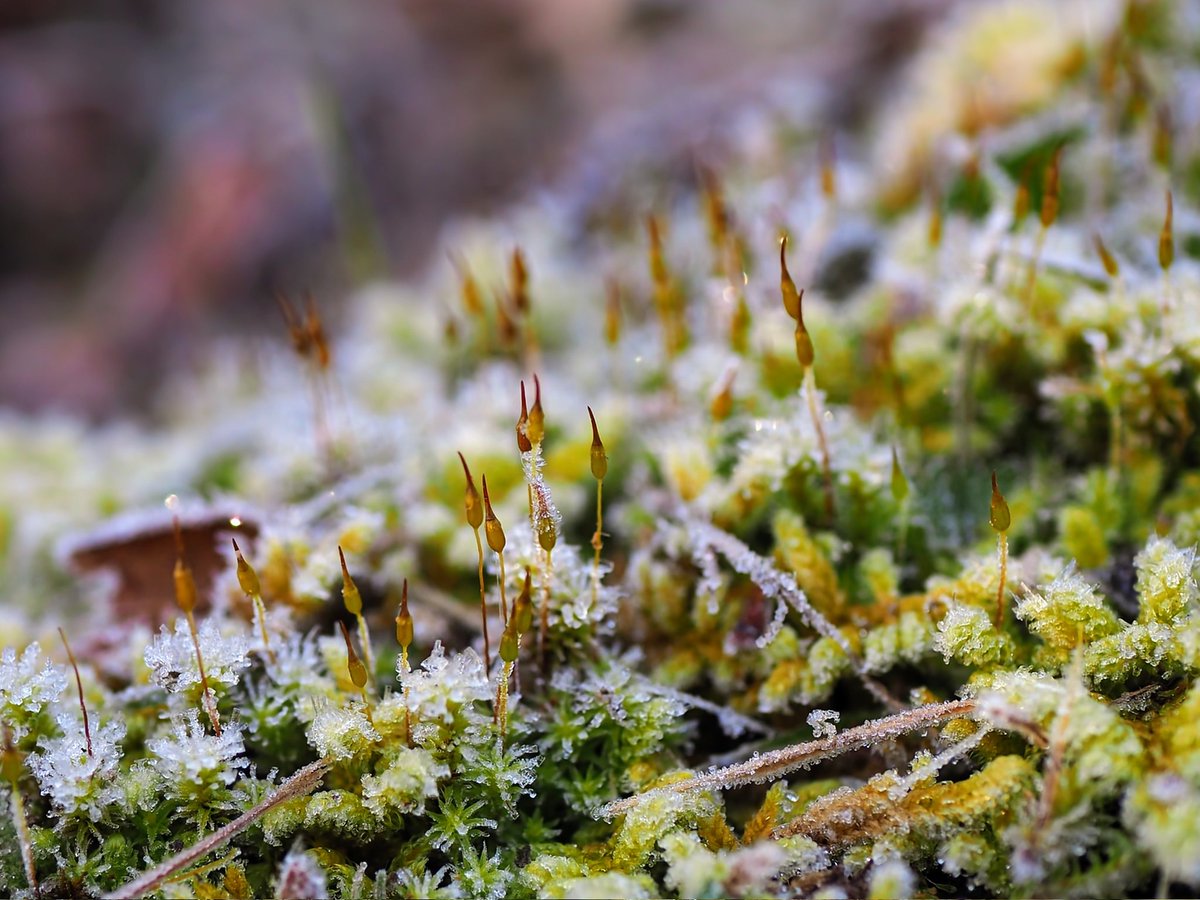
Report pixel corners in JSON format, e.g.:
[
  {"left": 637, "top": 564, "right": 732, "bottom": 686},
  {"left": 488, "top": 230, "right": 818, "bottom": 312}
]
[
  {"left": 147, "top": 709, "right": 249, "bottom": 793},
  {"left": 29, "top": 714, "right": 125, "bottom": 821},
  {"left": 807, "top": 708, "right": 840, "bottom": 739},
  {"left": 305, "top": 703, "right": 380, "bottom": 761},
  {"left": 144, "top": 618, "right": 251, "bottom": 693},
  {"left": 0, "top": 642, "right": 65, "bottom": 731}
]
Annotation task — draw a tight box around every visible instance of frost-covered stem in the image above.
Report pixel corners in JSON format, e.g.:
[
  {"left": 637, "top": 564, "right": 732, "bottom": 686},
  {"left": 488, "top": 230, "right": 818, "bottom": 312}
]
[
  {"left": 596, "top": 699, "right": 975, "bottom": 820},
  {"left": 995, "top": 532, "right": 1008, "bottom": 629},
  {"left": 804, "top": 367, "right": 836, "bottom": 521},
  {"left": 591, "top": 478, "right": 604, "bottom": 610},
  {"left": 497, "top": 553, "right": 508, "bottom": 628},
  {"left": 185, "top": 610, "right": 221, "bottom": 737},
  {"left": 403, "top": 686, "right": 412, "bottom": 748},
  {"left": 251, "top": 594, "right": 276, "bottom": 664},
  {"left": 494, "top": 661, "right": 514, "bottom": 742},
  {"left": 105, "top": 759, "right": 331, "bottom": 900},
  {"left": 474, "top": 528, "right": 491, "bottom": 671},
  {"left": 539, "top": 548, "right": 553, "bottom": 677},
  {"left": 8, "top": 782, "right": 38, "bottom": 898},
  {"left": 690, "top": 519, "right": 901, "bottom": 710}
]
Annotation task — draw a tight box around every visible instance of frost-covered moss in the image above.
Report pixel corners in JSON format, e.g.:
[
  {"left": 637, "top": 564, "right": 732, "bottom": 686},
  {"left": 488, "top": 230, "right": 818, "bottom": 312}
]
[{"left": 3, "top": 1, "right": 1200, "bottom": 897}]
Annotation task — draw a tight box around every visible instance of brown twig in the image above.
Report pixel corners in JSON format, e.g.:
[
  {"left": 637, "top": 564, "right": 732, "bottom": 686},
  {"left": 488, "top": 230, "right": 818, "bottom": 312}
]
[{"left": 595, "top": 699, "right": 974, "bottom": 820}]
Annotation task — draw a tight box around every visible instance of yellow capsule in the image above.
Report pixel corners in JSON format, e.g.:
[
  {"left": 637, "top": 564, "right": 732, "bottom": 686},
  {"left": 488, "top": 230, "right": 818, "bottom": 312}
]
[
  {"left": 891, "top": 447, "right": 909, "bottom": 505},
  {"left": 394, "top": 579, "right": 413, "bottom": 652},
  {"left": 1039, "top": 147, "right": 1062, "bottom": 229},
  {"left": 338, "top": 620, "right": 367, "bottom": 689},
  {"left": 481, "top": 474, "right": 506, "bottom": 553},
  {"left": 794, "top": 303, "right": 814, "bottom": 370},
  {"left": 989, "top": 471, "right": 1011, "bottom": 533},
  {"left": 499, "top": 621, "right": 519, "bottom": 663},
  {"left": 587, "top": 406, "right": 608, "bottom": 481},
  {"left": 1012, "top": 180, "right": 1030, "bottom": 227},
  {"left": 514, "top": 568, "right": 534, "bottom": 634},
  {"left": 451, "top": 255, "right": 485, "bottom": 318},
  {"left": 172, "top": 518, "right": 197, "bottom": 615},
  {"left": 536, "top": 515, "right": 557, "bottom": 553},
  {"left": 457, "top": 452, "right": 484, "bottom": 530},
  {"left": 516, "top": 381, "right": 532, "bottom": 454},
  {"left": 779, "top": 235, "right": 800, "bottom": 320},
  {"left": 527, "top": 374, "right": 545, "bottom": 445},
  {"left": 338, "top": 546, "right": 362, "bottom": 616},
  {"left": 647, "top": 215, "right": 669, "bottom": 288},
  {"left": 510, "top": 247, "right": 529, "bottom": 313},
  {"left": 232, "top": 538, "right": 261, "bottom": 598},
  {"left": 604, "top": 278, "right": 621, "bottom": 346},
  {"left": 1160, "top": 189, "right": 1174, "bottom": 273},
  {"left": 730, "top": 294, "right": 751, "bottom": 355},
  {"left": 1093, "top": 233, "right": 1120, "bottom": 279}
]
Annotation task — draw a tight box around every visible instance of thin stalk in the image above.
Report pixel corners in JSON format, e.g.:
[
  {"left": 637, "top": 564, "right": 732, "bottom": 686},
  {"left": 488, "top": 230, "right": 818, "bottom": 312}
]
[
  {"left": 539, "top": 549, "right": 553, "bottom": 677},
  {"left": 58, "top": 628, "right": 92, "bottom": 757},
  {"left": 591, "top": 478, "right": 604, "bottom": 608},
  {"left": 473, "top": 528, "right": 491, "bottom": 671},
  {"left": 251, "top": 594, "right": 274, "bottom": 664},
  {"left": 804, "top": 367, "right": 836, "bottom": 521},
  {"left": 185, "top": 610, "right": 221, "bottom": 737},
  {"left": 995, "top": 531, "right": 1009, "bottom": 629},
  {"left": 105, "top": 760, "right": 330, "bottom": 900},
  {"left": 354, "top": 612, "right": 374, "bottom": 686},
  {"left": 497, "top": 554, "right": 508, "bottom": 628}
]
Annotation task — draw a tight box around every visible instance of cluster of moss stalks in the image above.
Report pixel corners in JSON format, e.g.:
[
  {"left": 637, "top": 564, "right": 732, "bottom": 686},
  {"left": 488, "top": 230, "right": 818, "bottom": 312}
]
[{"left": 4, "top": 1, "right": 1200, "bottom": 897}]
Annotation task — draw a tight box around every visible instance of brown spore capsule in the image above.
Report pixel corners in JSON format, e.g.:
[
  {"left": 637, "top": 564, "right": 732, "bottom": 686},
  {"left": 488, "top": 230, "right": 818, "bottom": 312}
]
[
  {"left": 527, "top": 374, "right": 545, "bottom": 445},
  {"left": 588, "top": 406, "right": 608, "bottom": 481},
  {"left": 514, "top": 568, "right": 534, "bottom": 634},
  {"left": 482, "top": 474, "right": 506, "bottom": 553},
  {"left": 395, "top": 579, "right": 413, "bottom": 653},
  {"left": 989, "top": 471, "right": 1011, "bottom": 533},
  {"left": 232, "top": 538, "right": 260, "bottom": 598},
  {"left": 516, "top": 381, "right": 532, "bottom": 453},
  {"left": 338, "top": 620, "right": 368, "bottom": 689},
  {"left": 779, "top": 235, "right": 801, "bottom": 320},
  {"left": 338, "top": 546, "right": 363, "bottom": 616},
  {"left": 457, "top": 452, "right": 484, "bottom": 530},
  {"left": 1160, "top": 189, "right": 1174, "bottom": 273}
]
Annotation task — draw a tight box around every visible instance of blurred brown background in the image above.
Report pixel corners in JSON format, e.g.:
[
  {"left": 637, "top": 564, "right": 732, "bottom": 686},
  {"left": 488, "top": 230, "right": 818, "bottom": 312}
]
[{"left": 0, "top": 0, "right": 946, "bottom": 417}]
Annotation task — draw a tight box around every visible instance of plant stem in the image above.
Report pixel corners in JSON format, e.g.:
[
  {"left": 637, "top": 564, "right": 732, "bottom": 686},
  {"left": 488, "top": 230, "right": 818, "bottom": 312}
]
[
  {"left": 474, "top": 528, "right": 491, "bottom": 671},
  {"left": 995, "top": 531, "right": 1008, "bottom": 629},
  {"left": 596, "top": 699, "right": 975, "bottom": 821},
  {"left": 804, "top": 367, "right": 836, "bottom": 521}
]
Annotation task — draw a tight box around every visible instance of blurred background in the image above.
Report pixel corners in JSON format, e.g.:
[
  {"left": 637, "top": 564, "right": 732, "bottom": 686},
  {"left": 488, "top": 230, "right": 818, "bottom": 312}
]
[{"left": 0, "top": 0, "right": 948, "bottom": 418}]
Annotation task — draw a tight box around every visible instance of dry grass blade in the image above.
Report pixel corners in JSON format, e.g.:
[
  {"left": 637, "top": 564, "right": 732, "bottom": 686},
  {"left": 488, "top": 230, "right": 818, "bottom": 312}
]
[{"left": 595, "top": 698, "right": 974, "bottom": 819}]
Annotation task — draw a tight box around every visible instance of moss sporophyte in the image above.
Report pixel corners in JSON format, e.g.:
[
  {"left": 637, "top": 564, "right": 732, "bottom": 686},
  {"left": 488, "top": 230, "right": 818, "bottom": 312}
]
[{"left": 6, "top": 3, "right": 1200, "bottom": 897}]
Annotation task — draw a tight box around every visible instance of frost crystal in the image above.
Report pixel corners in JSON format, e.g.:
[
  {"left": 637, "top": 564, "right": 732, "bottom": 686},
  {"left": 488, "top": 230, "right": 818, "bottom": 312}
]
[
  {"left": 29, "top": 714, "right": 125, "bottom": 821},
  {"left": 148, "top": 710, "right": 248, "bottom": 793},
  {"left": 0, "top": 643, "right": 66, "bottom": 730},
  {"left": 807, "top": 708, "right": 840, "bottom": 739},
  {"left": 144, "top": 618, "right": 250, "bottom": 693},
  {"left": 305, "top": 703, "right": 380, "bottom": 761}
]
